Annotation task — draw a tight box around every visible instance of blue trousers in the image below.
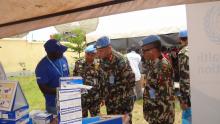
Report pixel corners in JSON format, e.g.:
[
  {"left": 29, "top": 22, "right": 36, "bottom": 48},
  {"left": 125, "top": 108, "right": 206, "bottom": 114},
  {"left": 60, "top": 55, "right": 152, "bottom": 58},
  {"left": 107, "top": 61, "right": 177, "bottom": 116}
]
[
  {"left": 46, "top": 105, "right": 57, "bottom": 115},
  {"left": 182, "top": 108, "right": 192, "bottom": 124}
]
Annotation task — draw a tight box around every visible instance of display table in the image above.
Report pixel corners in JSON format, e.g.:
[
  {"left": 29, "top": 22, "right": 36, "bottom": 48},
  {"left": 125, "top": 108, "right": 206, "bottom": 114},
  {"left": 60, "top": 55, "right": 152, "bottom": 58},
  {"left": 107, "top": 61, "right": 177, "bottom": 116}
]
[{"left": 49, "top": 115, "right": 125, "bottom": 124}]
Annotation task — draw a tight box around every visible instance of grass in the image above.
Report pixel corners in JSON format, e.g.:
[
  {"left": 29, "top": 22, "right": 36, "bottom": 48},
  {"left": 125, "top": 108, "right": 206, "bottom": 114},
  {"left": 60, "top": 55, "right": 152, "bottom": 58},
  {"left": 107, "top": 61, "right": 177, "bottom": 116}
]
[
  {"left": 9, "top": 76, "right": 181, "bottom": 124},
  {"left": 9, "top": 76, "right": 45, "bottom": 110}
]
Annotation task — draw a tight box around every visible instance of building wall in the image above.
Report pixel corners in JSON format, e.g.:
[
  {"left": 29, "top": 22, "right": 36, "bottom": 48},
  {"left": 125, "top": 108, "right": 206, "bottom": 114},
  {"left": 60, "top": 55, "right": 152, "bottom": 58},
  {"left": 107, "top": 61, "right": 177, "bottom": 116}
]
[{"left": 0, "top": 39, "right": 76, "bottom": 74}]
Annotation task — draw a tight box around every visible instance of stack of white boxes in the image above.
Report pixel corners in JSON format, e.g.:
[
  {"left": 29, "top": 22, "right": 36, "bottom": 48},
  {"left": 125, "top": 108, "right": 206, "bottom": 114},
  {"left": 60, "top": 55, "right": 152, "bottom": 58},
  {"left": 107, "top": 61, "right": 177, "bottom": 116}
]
[
  {"left": 57, "top": 77, "right": 84, "bottom": 124},
  {"left": 57, "top": 88, "right": 82, "bottom": 124}
]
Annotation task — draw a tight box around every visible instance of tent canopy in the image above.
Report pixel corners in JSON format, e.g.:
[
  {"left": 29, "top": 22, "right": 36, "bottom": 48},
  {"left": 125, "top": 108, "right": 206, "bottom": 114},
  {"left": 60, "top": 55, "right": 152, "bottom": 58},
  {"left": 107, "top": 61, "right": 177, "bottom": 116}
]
[
  {"left": 86, "top": 5, "right": 187, "bottom": 42},
  {"left": 0, "top": 0, "right": 218, "bottom": 38},
  {"left": 23, "top": 27, "right": 58, "bottom": 42}
]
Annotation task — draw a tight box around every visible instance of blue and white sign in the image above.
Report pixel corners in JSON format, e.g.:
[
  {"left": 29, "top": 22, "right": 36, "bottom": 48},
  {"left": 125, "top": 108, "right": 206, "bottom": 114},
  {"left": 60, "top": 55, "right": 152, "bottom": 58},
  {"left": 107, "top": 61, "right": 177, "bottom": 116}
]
[{"left": 186, "top": 1, "right": 220, "bottom": 124}]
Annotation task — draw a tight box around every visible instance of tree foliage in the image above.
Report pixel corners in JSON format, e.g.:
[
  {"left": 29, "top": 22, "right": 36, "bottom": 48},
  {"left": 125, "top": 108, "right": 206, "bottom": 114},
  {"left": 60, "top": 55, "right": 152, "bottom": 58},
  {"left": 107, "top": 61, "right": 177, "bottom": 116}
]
[
  {"left": 63, "top": 28, "right": 86, "bottom": 60},
  {"left": 51, "top": 33, "right": 63, "bottom": 41}
]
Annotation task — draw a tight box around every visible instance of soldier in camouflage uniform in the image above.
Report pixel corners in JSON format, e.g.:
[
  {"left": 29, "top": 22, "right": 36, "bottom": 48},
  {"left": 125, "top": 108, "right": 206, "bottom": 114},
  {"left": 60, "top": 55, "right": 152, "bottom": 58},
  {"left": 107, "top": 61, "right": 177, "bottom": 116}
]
[
  {"left": 178, "top": 30, "right": 191, "bottom": 123},
  {"left": 73, "top": 45, "right": 101, "bottom": 117},
  {"left": 140, "top": 35, "right": 175, "bottom": 124},
  {"left": 95, "top": 36, "right": 136, "bottom": 124}
]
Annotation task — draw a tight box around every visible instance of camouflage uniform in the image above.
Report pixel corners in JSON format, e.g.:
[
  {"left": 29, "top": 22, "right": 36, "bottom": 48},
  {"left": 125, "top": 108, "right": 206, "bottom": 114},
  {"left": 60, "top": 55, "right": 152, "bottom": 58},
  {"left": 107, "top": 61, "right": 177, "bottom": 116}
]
[
  {"left": 73, "top": 59, "right": 101, "bottom": 117},
  {"left": 169, "top": 46, "right": 181, "bottom": 82},
  {"left": 143, "top": 55, "right": 175, "bottom": 124},
  {"left": 100, "top": 50, "right": 135, "bottom": 124},
  {"left": 178, "top": 46, "right": 191, "bottom": 107},
  {"left": 142, "top": 59, "right": 152, "bottom": 74}
]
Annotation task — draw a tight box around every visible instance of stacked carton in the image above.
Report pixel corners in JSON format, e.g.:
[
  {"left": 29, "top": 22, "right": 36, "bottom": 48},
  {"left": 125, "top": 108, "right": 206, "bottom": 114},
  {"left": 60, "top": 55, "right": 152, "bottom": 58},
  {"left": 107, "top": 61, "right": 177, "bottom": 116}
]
[
  {"left": 57, "top": 77, "right": 83, "bottom": 124},
  {"left": 30, "top": 111, "right": 53, "bottom": 124}
]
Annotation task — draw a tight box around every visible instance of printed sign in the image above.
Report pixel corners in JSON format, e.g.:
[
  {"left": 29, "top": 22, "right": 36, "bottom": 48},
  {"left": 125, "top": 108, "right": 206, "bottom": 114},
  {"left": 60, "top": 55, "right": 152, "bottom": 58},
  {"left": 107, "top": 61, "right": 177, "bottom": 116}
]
[{"left": 0, "top": 81, "right": 17, "bottom": 111}]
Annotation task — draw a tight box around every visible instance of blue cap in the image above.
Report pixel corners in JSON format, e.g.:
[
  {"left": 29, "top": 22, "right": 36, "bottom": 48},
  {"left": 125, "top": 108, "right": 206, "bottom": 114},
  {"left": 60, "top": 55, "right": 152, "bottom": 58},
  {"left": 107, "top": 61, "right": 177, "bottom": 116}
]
[
  {"left": 44, "top": 39, "right": 67, "bottom": 53},
  {"left": 139, "top": 35, "right": 160, "bottom": 47},
  {"left": 95, "top": 36, "right": 111, "bottom": 49},
  {"left": 179, "top": 30, "right": 188, "bottom": 38},
  {"left": 85, "top": 45, "right": 96, "bottom": 53}
]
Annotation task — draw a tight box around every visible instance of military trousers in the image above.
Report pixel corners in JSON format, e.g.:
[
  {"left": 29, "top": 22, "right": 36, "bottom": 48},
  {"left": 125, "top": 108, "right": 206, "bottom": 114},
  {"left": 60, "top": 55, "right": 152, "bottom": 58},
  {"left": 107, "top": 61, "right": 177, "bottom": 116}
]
[
  {"left": 105, "top": 96, "right": 135, "bottom": 124},
  {"left": 143, "top": 99, "right": 175, "bottom": 124},
  {"left": 82, "top": 99, "right": 101, "bottom": 117}
]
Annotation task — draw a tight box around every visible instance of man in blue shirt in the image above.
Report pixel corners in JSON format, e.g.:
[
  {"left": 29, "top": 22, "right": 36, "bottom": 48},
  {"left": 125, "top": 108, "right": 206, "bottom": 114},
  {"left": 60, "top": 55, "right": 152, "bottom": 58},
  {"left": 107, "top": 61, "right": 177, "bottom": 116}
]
[{"left": 35, "top": 39, "right": 69, "bottom": 114}]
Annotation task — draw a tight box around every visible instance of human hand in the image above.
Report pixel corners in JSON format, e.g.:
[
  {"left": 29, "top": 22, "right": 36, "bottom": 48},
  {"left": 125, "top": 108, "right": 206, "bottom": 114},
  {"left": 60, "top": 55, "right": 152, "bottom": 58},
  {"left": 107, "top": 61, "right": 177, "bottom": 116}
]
[
  {"left": 50, "top": 117, "right": 58, "bottom": 124},
  {"left": 122, "top": 114, "right": 130, "bottom": 124},
  {"left": 180, "top": 102, "right": 189, "bottom": 110},
  {"left": 100, "top": 100, "right": 105, "bottom": 106}
]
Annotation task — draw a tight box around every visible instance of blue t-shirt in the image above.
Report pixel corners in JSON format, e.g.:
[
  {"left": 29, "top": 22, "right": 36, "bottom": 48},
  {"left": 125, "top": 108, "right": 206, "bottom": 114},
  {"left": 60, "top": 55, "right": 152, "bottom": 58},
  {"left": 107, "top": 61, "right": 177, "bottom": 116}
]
[{"left": 35, "top": 56, "right": 69, "bottom": 107}]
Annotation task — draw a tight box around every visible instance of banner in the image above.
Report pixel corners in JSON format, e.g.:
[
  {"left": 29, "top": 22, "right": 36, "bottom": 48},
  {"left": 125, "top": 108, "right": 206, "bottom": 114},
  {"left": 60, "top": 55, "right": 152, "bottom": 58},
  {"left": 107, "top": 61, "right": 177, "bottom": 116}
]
[
  {"left": 0, "top": 81, "right": 17, "bottom": 111},
  {"left": 186, "top": 1, "right": 220, "bottom": 124}
]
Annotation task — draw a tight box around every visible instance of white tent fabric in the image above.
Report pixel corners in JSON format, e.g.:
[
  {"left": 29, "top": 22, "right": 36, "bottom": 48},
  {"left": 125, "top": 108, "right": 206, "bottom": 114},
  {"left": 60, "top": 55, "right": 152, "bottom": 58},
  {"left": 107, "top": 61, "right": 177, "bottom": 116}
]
[
  {"left": 86, "top": 5, "right": 187, "bottom": 42},
  {"left": 23, "top": 26, "right": 58, "bottom": 42}
]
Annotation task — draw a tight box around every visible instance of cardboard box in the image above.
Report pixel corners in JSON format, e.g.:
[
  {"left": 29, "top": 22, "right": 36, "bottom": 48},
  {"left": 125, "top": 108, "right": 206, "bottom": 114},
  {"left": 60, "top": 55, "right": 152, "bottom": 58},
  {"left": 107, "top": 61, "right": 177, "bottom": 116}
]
[
  {"left": 0, "top": 114, "right": 29, "bottom": 124},
  {"left": 32, "top": 112, "right": 53, "bottom": 124},
  {"left": 58, "top": 79, "right": 83, "bottom": 124},
  {"left": 60, "top": 76, "right": 83, "bottom": 86},
  {"left": 0, "top": 106, "right": 29, "bottom": 120}
]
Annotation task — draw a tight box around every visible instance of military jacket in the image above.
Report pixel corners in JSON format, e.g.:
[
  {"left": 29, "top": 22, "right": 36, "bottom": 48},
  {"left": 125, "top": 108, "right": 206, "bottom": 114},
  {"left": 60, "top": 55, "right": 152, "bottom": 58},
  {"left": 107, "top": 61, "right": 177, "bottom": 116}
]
[
  {"left": 99, "top": 50, "right": 135, "bottom": 109},
  {"left": 73, "top": 59, "right": 101, "bottom": 102},
  {"left": 178, "top": 46, "right": 190, "bottom": 106},
  {"left": 143, "top": 55, "right": 175, "bottom": 123}
]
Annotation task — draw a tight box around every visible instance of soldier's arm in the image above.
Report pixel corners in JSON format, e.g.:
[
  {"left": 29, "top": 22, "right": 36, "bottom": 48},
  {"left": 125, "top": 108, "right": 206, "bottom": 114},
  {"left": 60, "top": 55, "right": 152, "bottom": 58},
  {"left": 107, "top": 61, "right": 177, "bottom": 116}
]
[
  {"left": 119, "top": 60, "right": 136, "bottom": 89},
  {"left": 157, "top": 63, "right": 174, "bottom": 99},
  {"left": 178, "top": 53, "right": 190, "bottom": 104},
  {"left": 98, "top": 69, "right": 106, "bottom": 105}
]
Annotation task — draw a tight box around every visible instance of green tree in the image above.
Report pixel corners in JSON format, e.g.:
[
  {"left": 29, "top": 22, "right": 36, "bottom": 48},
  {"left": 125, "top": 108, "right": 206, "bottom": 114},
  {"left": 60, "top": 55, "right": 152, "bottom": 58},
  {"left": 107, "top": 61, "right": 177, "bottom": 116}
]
[
  {"left": 64, "top": 28, "right": 86, "bottom": 60},
  {"left": 52, "top": 33, "right": 63, "bottom": 41}
]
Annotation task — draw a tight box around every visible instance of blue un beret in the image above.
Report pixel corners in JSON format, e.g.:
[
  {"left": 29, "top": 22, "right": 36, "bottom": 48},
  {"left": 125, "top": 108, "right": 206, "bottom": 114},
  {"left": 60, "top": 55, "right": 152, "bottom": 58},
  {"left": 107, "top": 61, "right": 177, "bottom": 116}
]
[
  {"left": 140, "top": 35, "right": 160, "bottom": 47},
  {"left": 95, "top": 36, "right": 111, "bottom": 49},
  {"left": 179, "top": 30, "right": 188, "bottom": 38},
  {"left": 85, "top": 44, "right": 96, "bottom": 53}
]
